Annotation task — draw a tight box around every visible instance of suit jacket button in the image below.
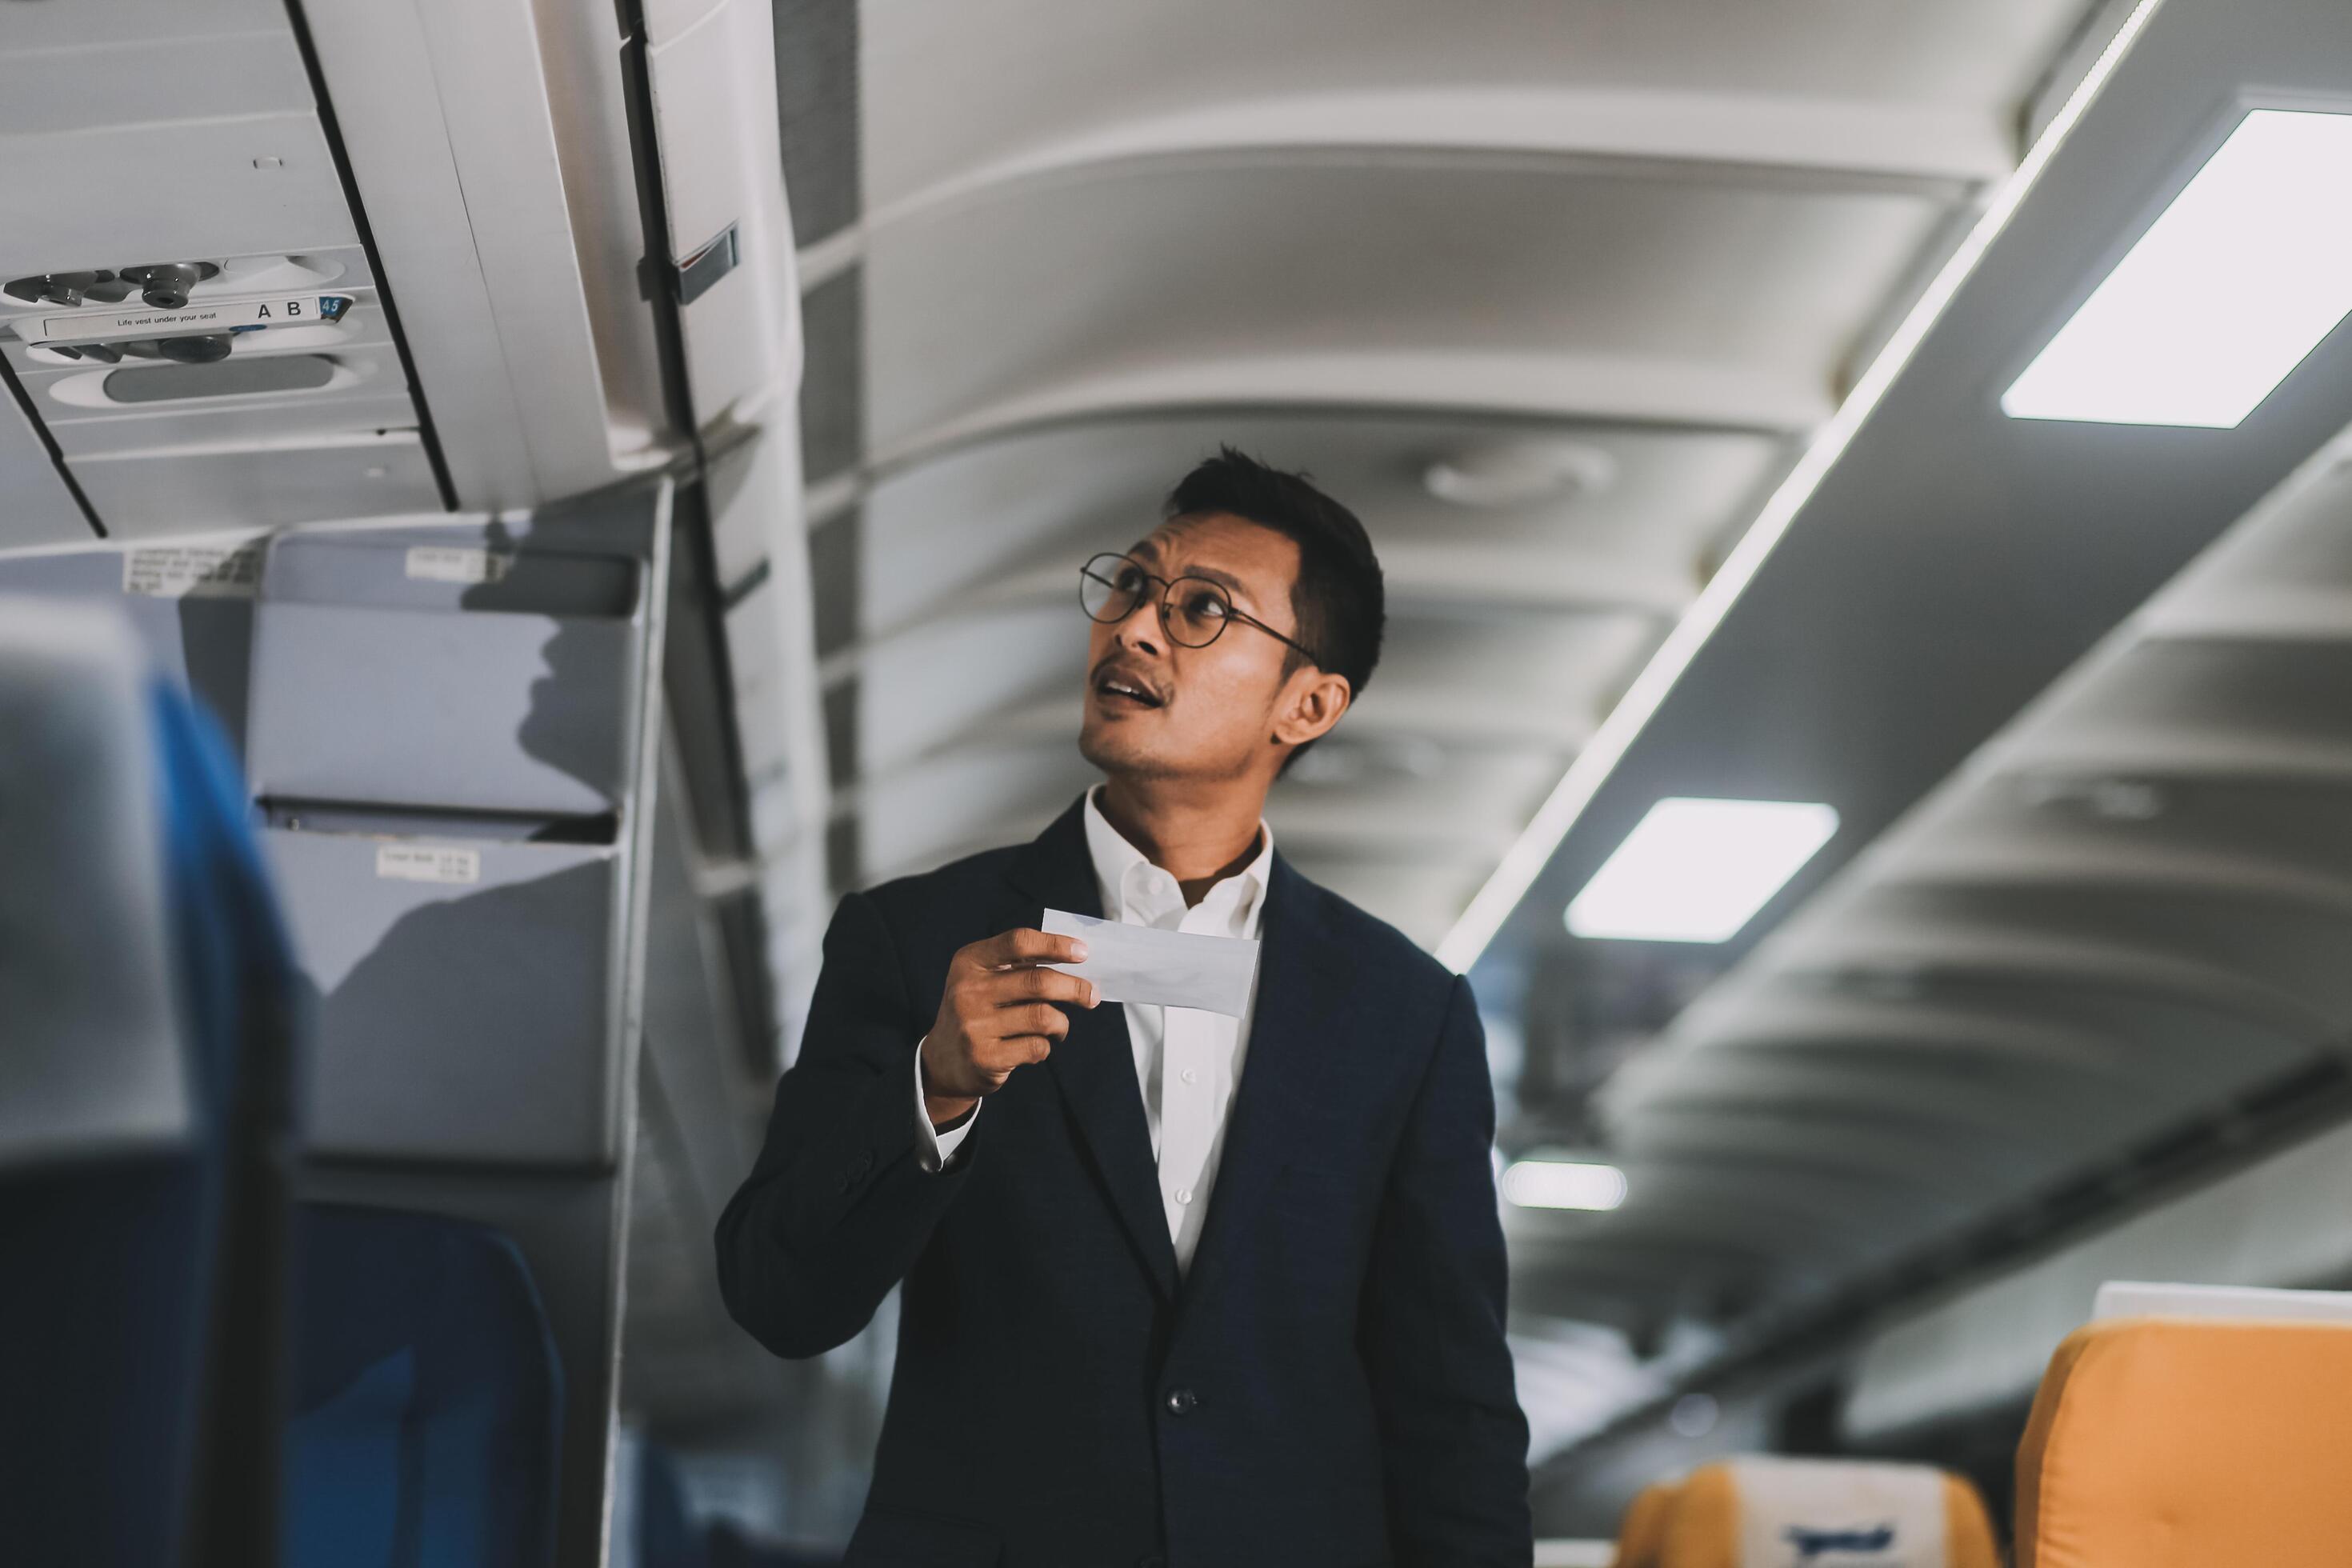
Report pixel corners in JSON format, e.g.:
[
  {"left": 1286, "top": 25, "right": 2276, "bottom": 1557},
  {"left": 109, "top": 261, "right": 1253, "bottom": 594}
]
[{"left": 1163, "top": 1386, "right": 1199, "bottom": 1415}]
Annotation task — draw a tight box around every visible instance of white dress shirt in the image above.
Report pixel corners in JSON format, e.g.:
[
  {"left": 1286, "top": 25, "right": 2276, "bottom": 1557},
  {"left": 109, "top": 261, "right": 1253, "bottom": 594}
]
[{"left": 914, "top": 786, "right": 1272, "bottom": 1274}]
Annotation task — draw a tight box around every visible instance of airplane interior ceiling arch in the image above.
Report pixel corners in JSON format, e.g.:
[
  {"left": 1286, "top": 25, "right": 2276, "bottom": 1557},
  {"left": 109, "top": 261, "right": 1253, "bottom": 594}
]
[
  {"left": 787, "top": 0, "right": 2096, "bottom": 948},
  {"left": 778, "top": 0, "right": 2135, "bottom": 1458},
  {"left": 1397, "top": 0, "right": 2352, "bottom": 1466},
  {"left": 782, "top": 0, "right": 2352, "bottom": 1468}
]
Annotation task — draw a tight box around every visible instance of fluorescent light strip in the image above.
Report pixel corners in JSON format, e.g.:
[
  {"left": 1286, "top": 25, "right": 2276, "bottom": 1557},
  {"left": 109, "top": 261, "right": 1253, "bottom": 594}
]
[
  {"left": 2003, "top": 110, "right": 2352, "bottom": 427},
  {"left": 1502, "top": 1159, "right": 1629, "bottom": 1212},
  {"left": 1566, "top": 798, "right": 1838, "bottom": 943},
  {"left": 1434, "top": 0, "right": 2171, "bottom": 974}
]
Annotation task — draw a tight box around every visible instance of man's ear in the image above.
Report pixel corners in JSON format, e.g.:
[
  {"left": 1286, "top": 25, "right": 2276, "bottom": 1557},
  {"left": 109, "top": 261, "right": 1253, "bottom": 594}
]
[{"left": 1271, "top": 667, "right": 1351, "bottom": 750}]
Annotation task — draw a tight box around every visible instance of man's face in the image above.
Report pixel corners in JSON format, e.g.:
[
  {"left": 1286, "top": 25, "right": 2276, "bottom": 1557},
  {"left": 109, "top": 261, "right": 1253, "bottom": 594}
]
[{"left": 1077, "top": 512, "right": 1310, "bottom": 784}]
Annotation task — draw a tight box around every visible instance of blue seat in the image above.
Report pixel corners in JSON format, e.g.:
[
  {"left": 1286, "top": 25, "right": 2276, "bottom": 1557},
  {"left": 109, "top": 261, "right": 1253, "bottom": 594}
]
[
  {"left": 704, "top": 1522, "right": 841, "bottom": 1568},
  {"left": 636, "top": 1442, "right": 710, "bottom": 1568},
  {"left": 283, "top": 1204, "right": 565, "bottom": 1568},
  {"left": 0, "top": 600, "right": 300, "bottom": 1568}
]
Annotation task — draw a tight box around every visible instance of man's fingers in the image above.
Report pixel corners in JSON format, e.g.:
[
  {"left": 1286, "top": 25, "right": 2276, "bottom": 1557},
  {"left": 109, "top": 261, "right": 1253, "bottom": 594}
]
[
  {"left": 992, "top": 1002, "right": 1070, "bottom": 1042},
  {"left": 937, "top": 927, "right": 1094, "bottom": 1090},
  {"left": 982, "top": 1034, "right": 1055, "bottom": 1070},
  {"left": 985, "top": 966, "right": 1098, "bottom": 1010},
  {"left": 967, "top": 926, "right": 1089, "bottom": 971},
  {"left": 970, "top": 1014, "right": 1064, "bottom": 1074}
]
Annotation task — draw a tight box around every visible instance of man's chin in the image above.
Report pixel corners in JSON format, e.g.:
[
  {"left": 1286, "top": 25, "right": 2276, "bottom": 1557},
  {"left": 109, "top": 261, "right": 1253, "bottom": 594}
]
[{"left": 1078, "top": 725, "right": 1174, "bottom": 781}]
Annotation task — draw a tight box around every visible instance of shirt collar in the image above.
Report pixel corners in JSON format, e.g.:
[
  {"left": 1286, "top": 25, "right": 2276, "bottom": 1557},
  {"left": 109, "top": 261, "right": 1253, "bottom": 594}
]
[{"left": 1081, "top": 785, "right": 1273, "bottom": 934}]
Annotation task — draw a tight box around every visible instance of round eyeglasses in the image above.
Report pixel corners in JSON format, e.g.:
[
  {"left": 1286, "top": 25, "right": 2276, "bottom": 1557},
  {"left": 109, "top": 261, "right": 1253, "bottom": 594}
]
[{"left": 1078, "top": 552, "right": 1319, "bottom": 662}]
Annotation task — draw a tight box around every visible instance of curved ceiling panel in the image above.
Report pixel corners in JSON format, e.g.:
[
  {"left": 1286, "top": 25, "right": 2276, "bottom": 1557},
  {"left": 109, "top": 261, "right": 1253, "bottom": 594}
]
[
  {"left": 861, "top": 0, "right": 2086, "bottom": 209},
  {"left": 792, "top": 0, "right": 2067, "bottom": 952},
  {"left": 775, "top": 2, "right": 2134, "bottom": 1458},
  {"left": 863, "top": 162, "right": 1947, "bottom": 454}
]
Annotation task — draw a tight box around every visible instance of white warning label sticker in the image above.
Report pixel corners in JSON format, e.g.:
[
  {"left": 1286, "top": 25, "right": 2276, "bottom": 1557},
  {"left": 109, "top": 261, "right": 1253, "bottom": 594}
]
[
  {"left": 122, "top": 543, "right": 264, "bottom": 599},
  {"left": 37, "top": 295, "right": 352, "bottom": 343},
  {"left": 374, "top": 845, "right": 482, "bottom": 886},
  {"left": 404, "top": 546, "right": 514, "bottom": 585}
]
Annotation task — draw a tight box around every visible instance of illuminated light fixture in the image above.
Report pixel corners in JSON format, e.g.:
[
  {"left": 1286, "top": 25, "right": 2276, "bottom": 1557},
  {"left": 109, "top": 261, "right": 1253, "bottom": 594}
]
[
  {"left": 1502, "top": 1158, "right": 1628, "bottom": 1212},
  {"left": 1566, "top": 798, "right": 1838, "bottom": 943},
  {"left": 1435, "top": 0, "right": 2166, "bottom": 974},
  {"left": 2004, "top": 110, "right": 2352, "bottom": 428},
  {"left": 1424, "top": 438, "right": 1618, "bottom": 509}
]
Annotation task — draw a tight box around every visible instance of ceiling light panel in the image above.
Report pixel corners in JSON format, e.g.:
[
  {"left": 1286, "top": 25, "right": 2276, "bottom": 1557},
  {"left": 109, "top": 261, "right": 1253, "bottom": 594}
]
[
  {"left": 1503, "top": 1159, "right": 1629, "bottom": 1212},
  {"left": 1566, "top": 797, "right": 1838, "bottom": 943},
  {"left": 2003, "top": 110, "right": 2352, "bottom": 429}
]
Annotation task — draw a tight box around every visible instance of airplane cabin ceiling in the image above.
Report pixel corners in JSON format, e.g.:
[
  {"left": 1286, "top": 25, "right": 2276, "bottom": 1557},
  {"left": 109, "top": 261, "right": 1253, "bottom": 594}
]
[
  {"left": 782, "top": 0, "right": 2096, "bottom": 947},
  {"left": 1502, "top": 0, "right": 2352, "bottom": 1475},
  {"left": 785, "top": 0, "right": 2352, "bottom": 1468}
]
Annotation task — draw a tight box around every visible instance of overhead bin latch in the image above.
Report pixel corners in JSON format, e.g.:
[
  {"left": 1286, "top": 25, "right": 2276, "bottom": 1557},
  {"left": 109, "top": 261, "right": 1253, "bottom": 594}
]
[{"left": 671, "top": 222, "right": 738, "bottom": 306}]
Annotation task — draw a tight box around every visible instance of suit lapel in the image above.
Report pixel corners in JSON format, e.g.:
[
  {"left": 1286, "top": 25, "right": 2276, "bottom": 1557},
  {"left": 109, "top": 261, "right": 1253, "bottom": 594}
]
[
  {"left": 1176, "top": 853, "right": 1351, "bottom": 1315},
  {"left": 1006, "top": 798, "right": 1182, "bottom": 1302}
]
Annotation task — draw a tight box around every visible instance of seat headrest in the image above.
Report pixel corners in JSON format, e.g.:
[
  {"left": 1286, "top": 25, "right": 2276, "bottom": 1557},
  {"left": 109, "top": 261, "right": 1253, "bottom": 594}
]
[
  {"left": 0, "top": 597, "right": 187, "bottom": 1169},
  {"left": 1612, "top": 1478, "right": 1682, "bottom": 1568},
  {"left": 2093, "top": 1280, "right": 2352, "bottom": 1325},
  {"left": 1660, "top": 1456, "right": 1998, "bottom": 1568},
  {"left": 2017, "top": 1313, "right": 2352, "bottom": 1567}
]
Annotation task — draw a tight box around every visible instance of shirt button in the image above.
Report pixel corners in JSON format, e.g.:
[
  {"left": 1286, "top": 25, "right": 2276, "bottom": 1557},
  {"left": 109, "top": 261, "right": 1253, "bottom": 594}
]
[
  {"left": 1174, "top": 1187, "right": 1193, "bottom": 1205},
  {"left": 1164, "top": 1386, "right": 1200, "bottom": 1415},
  {"left": 1181, "top": 1068, "right": 1197, "bottom": 1084}
]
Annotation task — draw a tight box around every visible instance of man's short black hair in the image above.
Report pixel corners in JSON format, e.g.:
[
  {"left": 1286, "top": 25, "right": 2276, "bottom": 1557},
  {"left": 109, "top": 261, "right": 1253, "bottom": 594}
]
[{"left": 1165, "top": 446, "right": 1384, "bottom": 770}]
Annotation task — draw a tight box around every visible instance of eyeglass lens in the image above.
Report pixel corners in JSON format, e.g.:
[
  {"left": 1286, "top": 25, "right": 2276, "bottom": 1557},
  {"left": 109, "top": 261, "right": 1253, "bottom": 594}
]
[{"left": 1079, "top": 555, "right": 1234, "bottom": 647}]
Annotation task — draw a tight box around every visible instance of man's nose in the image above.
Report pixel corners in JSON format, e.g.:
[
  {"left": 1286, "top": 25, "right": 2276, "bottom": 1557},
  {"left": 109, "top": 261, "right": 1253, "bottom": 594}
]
[{"left": 1110, "top": 593, "right": 1170, "bottom": 655}]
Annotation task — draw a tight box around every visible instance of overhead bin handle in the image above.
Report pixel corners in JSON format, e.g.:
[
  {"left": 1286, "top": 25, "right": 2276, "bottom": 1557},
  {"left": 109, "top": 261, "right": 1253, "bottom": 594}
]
[{"left": 671, "top": 222, "right": 738, "bottom": 306}]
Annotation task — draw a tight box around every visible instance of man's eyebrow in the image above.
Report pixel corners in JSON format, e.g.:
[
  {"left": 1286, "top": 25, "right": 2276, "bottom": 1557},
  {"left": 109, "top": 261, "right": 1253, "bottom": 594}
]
[
  {"left": 1183, "top": 564, "right": 1249, "bottom": 598},
  {"left": 1126, "top": 540, "right": 1260, "bottom": 606}
]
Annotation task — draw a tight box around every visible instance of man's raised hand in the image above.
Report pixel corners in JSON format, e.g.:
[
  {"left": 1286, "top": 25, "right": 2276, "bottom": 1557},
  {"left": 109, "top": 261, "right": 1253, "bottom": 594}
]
[{"left": 919, "top": 927, "right": 1098, "bottom": 1126}]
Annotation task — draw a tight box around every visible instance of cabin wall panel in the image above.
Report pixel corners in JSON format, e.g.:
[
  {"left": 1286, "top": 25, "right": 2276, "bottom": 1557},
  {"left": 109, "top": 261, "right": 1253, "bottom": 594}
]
[{"left": 70, "top": 437, "right": 442, "bottom": 538}]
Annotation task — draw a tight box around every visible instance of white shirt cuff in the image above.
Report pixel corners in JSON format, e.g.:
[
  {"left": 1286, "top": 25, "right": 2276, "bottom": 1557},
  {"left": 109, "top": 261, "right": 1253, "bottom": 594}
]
[{"left": 913, "top": 1036, "right": 978, "bottom": 1169}]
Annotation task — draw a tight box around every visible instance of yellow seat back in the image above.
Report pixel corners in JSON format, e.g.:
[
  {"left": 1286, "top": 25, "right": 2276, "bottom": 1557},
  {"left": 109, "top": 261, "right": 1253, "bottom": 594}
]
[
  {"left": 2017, "top": 1314, "right": 2352, "bottom": 1567},
  {"left": 1611, "top": 1479, "right": 1682, "bottom": 1568},
  {"left": 1658, "top": 1455, "right": 1996, "bottom": 1567}
]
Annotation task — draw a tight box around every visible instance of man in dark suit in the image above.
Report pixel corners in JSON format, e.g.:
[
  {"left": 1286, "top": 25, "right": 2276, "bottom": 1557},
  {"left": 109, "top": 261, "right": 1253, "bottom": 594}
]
[{"left": 716, "top": 448, "right": 1531, "bottom": 1567}]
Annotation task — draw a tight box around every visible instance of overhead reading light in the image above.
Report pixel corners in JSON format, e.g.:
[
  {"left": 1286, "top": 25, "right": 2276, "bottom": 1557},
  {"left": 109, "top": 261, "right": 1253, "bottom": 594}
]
[
  {"left": 1502, "top": 1158, "right": 1627, "bottom": 1212},
  {"left": 2004, "top": 110, "right": 2352, "bottom": 428},
  {"left": 1566, "top": 797, "right": 1838, "bottom": 943},
  {"left": 1423, "top": 438, "right": 1618, "bottom": 510}
]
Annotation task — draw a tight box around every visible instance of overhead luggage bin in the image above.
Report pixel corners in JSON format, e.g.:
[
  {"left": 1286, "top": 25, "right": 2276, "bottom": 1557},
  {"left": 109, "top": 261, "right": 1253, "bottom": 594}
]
[
  {"left": 247, "top": 512, "right": 661, "bottom": 1170},
  {"left": 266, "top": 830, "right": 618, "bottom": 1166},
  {"left": 247, "top": 531, "right": 642, "bottom": 820}
]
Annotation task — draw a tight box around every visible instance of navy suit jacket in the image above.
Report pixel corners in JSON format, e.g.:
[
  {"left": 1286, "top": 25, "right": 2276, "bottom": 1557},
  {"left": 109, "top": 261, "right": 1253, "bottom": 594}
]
[{"left": 716, "top": 795, "right": 1531, "bottom": 1568}]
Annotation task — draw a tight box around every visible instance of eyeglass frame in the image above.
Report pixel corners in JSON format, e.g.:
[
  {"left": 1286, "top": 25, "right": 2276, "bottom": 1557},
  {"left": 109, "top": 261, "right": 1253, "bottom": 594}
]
[{"left": 1078, "top": 551, "right": 1322, "bottom": 666}]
